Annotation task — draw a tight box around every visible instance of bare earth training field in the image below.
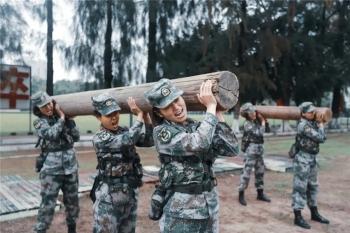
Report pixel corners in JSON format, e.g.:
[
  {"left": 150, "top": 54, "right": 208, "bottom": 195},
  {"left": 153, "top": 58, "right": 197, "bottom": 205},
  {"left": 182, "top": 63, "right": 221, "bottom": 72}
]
[{"left": 1, "top": 133, "right": 349, "bottom": 233}]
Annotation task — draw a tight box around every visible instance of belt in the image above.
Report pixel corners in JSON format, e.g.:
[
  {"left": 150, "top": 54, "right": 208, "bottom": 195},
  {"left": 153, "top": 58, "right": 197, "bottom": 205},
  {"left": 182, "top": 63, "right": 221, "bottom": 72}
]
[
  {"left": 159, "top": 154, "right": 201, "bottom": 164},
  {"left": 42, "top": 145, "right": 73, "bottom": 152},
  {"left": 171, "top": 178, "right": 217, "bottom": 195},
  {"left": 102, "top": 176, "right": 129, "bottom": 184},
  {"left": 102, "top": 175, "right": 142, "bottom": 188}
]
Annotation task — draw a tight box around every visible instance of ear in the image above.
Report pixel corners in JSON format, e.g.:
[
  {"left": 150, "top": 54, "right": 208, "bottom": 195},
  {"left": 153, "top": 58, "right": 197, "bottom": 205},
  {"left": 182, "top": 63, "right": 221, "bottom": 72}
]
[{"left": 156, "top": 111, "right": 164, "bottom": 118}]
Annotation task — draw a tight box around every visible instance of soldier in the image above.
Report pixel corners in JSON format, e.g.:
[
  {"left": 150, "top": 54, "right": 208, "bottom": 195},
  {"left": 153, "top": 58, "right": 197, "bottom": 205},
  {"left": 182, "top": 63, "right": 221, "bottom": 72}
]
[
  {"left": 91, "top": 94, "right": 154, "bottom": 233},
  {"left": 31, "top": 91, "right": 80, "bottom": 233},
  {"left": 237, "top": 103, "right": 271, "bottom": 206},
  {"left": 292, "top": 102, "right": 329, "bottom": 229},
  {"left": 145, "top": 79, "right": 239, "bottom": 233}
]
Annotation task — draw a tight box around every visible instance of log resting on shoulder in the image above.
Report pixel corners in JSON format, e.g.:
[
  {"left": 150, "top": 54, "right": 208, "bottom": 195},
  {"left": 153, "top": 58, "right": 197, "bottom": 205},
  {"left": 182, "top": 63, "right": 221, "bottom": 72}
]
[
  {"left": 52, "top": 71, "right": 239, "bottom": 116},
  {"left": 255, "top": 106, "right": 332, "bottom": 123}
]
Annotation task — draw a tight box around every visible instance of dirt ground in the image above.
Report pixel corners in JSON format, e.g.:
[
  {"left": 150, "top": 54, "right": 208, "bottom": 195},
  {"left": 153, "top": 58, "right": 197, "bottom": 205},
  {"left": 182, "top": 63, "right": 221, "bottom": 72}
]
[{"left": 1, "top": 135, "right": 350, "bottom": 233}]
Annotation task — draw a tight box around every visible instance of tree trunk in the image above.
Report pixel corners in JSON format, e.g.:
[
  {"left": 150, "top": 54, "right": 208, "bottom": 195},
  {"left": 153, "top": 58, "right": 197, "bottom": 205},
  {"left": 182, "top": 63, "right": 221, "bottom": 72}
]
[
  {"left": 238, "top": 0, "right": 247, "bottom": 66},
  {"left": 46, "top": 0, "right": 53, "bottom": 95},
  {"left": 53, "top": 71, "right": 239, "bottom": 116},
  {"left": 146, "top": 0, "right": 157, "bottom": 83},
  {"left": 104, "top": 0, "right": 113, "bottom": 88},
  {"left": 331, "top": 84, "right": 341, "bottom": 118},
  {"left": 255, "top": 105, "right": 332, "bottom": 123}
]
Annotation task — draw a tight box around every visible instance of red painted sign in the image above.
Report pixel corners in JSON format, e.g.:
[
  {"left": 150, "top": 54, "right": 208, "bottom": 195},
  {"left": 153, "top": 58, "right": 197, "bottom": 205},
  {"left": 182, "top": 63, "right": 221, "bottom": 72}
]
[{"left": 0, "top": 65, "right": 31, "bottom": 109}]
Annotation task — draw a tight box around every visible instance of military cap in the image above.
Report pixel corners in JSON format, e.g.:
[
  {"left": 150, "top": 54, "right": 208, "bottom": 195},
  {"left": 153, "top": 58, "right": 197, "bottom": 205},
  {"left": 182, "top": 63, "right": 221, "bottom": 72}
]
[
  {"left": 144, "top": 78, "right": 183, "bottom": 108},
  {"left": 240, "top": 102, "right": 256, "bottom": 114},
  {"left": 299, "top": 102, "right": 316, "bottom": 113},
  {"left": 31, "top": 91, "right": 52, "bottom": 108},
  {"left": 91, "top": 94, "right": 121, "bottom": 115}
]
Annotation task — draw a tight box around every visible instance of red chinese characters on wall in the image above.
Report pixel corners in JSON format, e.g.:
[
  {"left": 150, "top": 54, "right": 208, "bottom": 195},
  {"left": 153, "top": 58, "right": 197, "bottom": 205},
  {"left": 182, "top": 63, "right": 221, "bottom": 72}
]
[{"left": 0, "top": 65, "right": 31, "bottom": 109}]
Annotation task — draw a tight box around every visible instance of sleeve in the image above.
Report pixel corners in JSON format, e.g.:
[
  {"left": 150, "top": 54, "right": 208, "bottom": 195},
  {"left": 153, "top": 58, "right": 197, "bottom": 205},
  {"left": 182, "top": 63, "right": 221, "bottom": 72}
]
[
  {"left": 244, "top": 121, "right": 264, "bottom": 137},
  {"left": 135, "top": 123, "right": 154, "bottom": 147},
  {"left": 211, "top": 122, "right": 240, "bottom": 157},
  {"left": 34, "top": 118, "right": 64, "bottom": 140},
  {"left": 155, "top": 113, "right": 218, "bottom": 155},
  {"left": 127, "top": 120, "right": 144, "bottom": 144},
  {"left": 66, "top": 119, "right": 80, "bottom": 142},
  {"left": 301, "top": 122, "right": 326, "bottom": 143}
]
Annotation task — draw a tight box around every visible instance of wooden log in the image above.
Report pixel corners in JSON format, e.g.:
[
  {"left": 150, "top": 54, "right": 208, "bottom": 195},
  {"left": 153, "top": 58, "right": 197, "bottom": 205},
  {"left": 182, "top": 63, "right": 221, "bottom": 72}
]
[
  {"left": 255, "top": 105, "right": 332, "bottom": 123},
  {"left": 53, "top": 71, "right": 239, "bottom": 116}
]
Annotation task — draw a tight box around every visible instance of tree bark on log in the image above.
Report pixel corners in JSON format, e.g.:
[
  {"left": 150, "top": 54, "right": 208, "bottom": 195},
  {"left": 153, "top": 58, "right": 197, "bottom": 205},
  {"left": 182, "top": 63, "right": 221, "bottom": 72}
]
[
  {"left": 255, "top": 106, "right": 332, "bottom": 123},
  {"left": 53, "top": 71, "right": 239, "bottom": 116}
]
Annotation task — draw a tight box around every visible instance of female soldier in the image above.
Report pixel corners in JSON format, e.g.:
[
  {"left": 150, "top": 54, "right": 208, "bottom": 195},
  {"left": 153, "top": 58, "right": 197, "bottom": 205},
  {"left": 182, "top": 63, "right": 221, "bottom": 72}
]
[
  {"left": 237, "top": 103, "right": 271, "bottom": 206},
  {"left": 31, "top": 91, "right": 80, "bottom": 233},
  {"left": 292, "top": 102, "right": 329, "bottom": 229},
  {"left": 145, "top": 79, "right": 239, "bottom": 233},
  {"left": 91, "top": 94, "right": 153, "bottom": 233}
]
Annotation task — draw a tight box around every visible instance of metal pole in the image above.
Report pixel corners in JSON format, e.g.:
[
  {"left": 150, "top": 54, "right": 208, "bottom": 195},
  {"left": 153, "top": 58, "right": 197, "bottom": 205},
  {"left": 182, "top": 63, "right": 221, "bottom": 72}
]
[
  {"left": 129, "top": 113, "right": 133, "bottom": 128},
  {"left": 28, "top": 66, "right": 33, "bottom": 135}
]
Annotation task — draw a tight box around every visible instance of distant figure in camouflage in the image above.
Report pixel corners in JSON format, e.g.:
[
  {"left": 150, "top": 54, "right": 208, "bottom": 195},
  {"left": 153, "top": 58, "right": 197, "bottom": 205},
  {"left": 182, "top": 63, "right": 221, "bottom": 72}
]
[
  {"left": 237, "top": 103, "right": 271, "bottom": 206},
  {"left": 145, "top": 79, "right": 239, "bottom": 233},
  {"left": 292, "top": 102, "right": 330, "bottom": 229},
  {"left": 31, "top": 91, "right": 80, "bottom": 233},
  {"left": 91, "top": 94, "right": 154, "bottom": 233}
]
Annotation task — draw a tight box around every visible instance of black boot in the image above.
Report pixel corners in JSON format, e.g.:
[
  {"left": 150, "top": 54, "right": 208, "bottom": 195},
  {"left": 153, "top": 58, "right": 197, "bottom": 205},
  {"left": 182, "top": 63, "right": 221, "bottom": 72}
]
[
  {"left": 257, "top": 189, "right": 271, "bottom": 202},
  {"left": 238, "top": 191, "right": 247, "bottom": 206},
  {"left": 310, "top": 206, "right": 330, "bottom": 224},
  {"left": 68, "top": 223, "right": 76, "bottom": 233},
  {"left": 294, "top": 210, "right": 311, "bottom": 229}
]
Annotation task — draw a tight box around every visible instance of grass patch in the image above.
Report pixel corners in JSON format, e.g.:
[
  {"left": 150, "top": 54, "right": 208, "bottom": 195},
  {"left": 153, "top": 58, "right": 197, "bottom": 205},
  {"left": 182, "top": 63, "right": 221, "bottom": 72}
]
[
  {"left": 0, "top": 111, "right": 293, "bottom": 136},
  {"left": 0, "top": 112, "right": 139, "bottom": 136}
]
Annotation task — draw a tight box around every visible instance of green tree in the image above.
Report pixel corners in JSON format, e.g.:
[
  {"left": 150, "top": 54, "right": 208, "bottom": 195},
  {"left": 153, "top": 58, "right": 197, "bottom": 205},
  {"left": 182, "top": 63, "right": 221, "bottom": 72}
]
[
  {"left": 66, "top": 0, "right": 137, "bottom": 88},
  {"left": 0, "top": 2, "right": 27, "bottom": 63}
]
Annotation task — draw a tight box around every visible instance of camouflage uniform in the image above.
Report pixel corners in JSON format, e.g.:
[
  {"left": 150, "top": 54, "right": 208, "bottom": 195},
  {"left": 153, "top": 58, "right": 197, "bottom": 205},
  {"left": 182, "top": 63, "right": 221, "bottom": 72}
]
[
  {"left": 291, "top": 102, "right": 329, "bottom": 229},
  {"left": 145, "top": 79, "right": 239, "bottom": 233},
  {"left": 238, "top": 119, "right": 265, "bottom": 191},
  {"left": 292, "top": 117, "right": 326, "bottom": 210},
  {"left": 31, "top": 92, "right": 80, "bottom": 233},
  {"left": 91, "top": 94, "right": 154, "bottom": 233}
]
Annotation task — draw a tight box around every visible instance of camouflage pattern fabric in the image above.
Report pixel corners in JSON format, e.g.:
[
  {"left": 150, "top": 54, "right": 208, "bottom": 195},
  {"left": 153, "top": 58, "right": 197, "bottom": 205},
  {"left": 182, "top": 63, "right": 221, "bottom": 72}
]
[
  {"left": 34, "top": 116, "right": 80, "bottom": 175},
  {"left": 93, "top": 184, "right": 138, "bottom": 233},
  {"left": 153, "top": 113, "right": 239, "bottom": 233},
  {"left": 34, "top": 172, "right": 79, "bottom": 232},
  {"left": 238, "top": 120, "right": 265, "bottom": 191},
  {"left": 292, "top": 118, "right": 326, "bottom": 210},
  {"left": 92, "top": 121, "right": 153, "bottom": 233},
  {"left": 33, "top": 116, "right": 80, "bottom": 232}
]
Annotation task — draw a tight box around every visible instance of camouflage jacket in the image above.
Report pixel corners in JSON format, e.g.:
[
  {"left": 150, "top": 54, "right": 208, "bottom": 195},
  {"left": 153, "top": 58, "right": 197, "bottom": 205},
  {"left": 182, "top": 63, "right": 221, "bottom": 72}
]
[
  {"left": 296, "top": 118, "right": 326, "bottom": 156},
  {"left": 241, "top": 120, "right": 265, "bottom": 155},
  {"left": 92, "top": 121, "right": 154, "bottom": 179},
  {"left": 153, "top": 113, "right": 239, "bottom": 219},
  {"left": 33, "top": 116, "right": 80, "bottom": 175}
]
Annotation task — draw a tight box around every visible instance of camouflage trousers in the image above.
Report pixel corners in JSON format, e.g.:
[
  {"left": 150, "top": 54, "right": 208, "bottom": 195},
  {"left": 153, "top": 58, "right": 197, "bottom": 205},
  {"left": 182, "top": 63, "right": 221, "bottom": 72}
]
[
  {"left": 159, "top": 188, "right": 219, "bottom": 233},
  {"left": 292, "top": 152, "right": 318, "bottom": 210},
  {"left": 34, "top": 172, "right": 79, "bottom": 232},
  {"left": 160, "top": 216, "right": 218, "bottom": 233},
  {"left": 93, "top": 183, "right": 138, "bottom": 233},
  {"left": 238, "top": 153, "right": 265, "bottom": 191}
]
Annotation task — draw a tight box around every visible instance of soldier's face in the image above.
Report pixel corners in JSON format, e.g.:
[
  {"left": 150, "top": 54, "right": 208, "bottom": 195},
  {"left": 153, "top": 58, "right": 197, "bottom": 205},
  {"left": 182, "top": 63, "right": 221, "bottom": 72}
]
[
  {"left": 303, "top": 111, "right": 315, "bottom": 120},
  {"left": 248, "top": 111, "right": 256, "bottom": 120},
  {"left": 98, "top": 111, "right": 120, "bottom": 130},
  {"left": 39, "top": 101, "right": 54, "bottom": 117},
  {"left": 159, "top": 96, "right": 187, "bottom": 124}
]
